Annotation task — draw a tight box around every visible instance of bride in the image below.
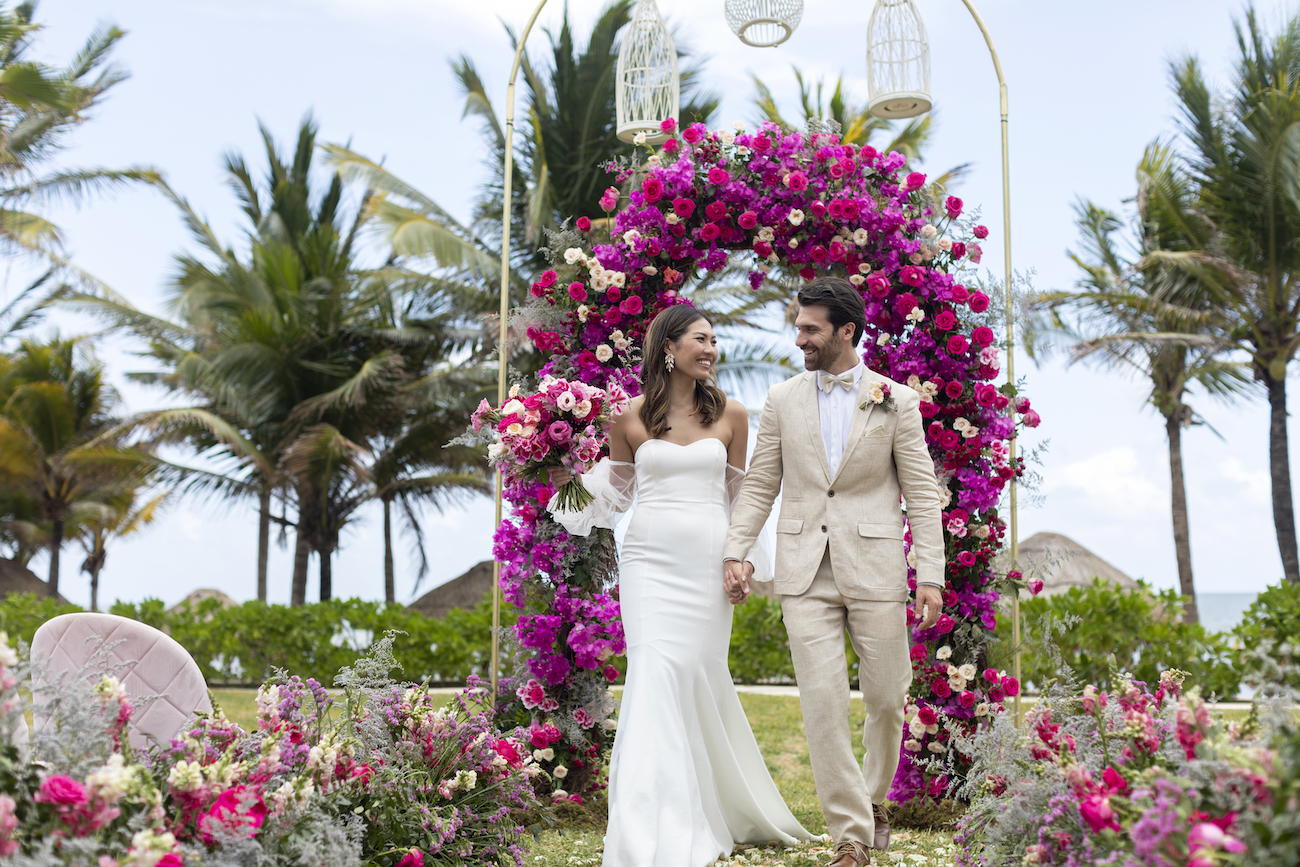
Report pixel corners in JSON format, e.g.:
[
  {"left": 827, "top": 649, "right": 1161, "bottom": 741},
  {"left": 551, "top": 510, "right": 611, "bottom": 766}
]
[{"left": 551, "top": 305, "right": 814, "bottom": 867}]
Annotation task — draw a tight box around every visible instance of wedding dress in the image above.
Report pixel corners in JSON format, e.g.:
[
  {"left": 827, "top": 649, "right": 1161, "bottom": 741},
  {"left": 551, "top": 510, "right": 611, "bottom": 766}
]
[{"left": 554, "top": 438, "right": 815, "bottom": 867}]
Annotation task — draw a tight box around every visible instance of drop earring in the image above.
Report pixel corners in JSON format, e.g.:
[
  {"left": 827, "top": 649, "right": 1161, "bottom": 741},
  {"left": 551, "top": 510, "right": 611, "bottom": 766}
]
[{"left": 665, "top": 352, "right": 675, "bottom": 372}]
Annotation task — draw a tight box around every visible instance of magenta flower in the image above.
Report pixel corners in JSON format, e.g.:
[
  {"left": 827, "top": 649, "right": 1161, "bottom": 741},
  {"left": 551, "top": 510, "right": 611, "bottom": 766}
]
[
  {"left": 397, "top": 850, "right": 425, "bottom": 867},
  {"left": 936, "top": 614, "right": 955, "bottom": 633},
  {"left": 707, "top": 167, "right": 730, "bottom": 185},
  {"left": 909, "top": 644, "right": 928, "bottom": 661},
  {"left": 699, "top": 223, "right": 721, "bottom": 242},
  {"left": 682, "top": 125, "right": 704, "bottom": 144},
  {"left": 946, "top": 335, "right": 970, "bottom": 355},
  {"left": 971, "top": 325, "right": 995, "bottom": 347},
  {"left": 539, "top": 270, "right": 558, "bottom": 288},
  {"left": 968, "top": 291, "right": 991, "bottom": 313},
  {"left": 576, "top": 216, "right": 591, "bottom": 232},
  {"left": 705, "top": 201, "right": 728, "bottom": 221},
  {"left": 867, "top": 274, "right": 890, "bottom": 297},
  {"left": 944, "top": 195, "right": 963, "bottom": 218},
  {"left": 568, "top": 282, "right": 588, "bottom": 302},
  {"left": 982, "top": 667, "right": 1000, "bottom": 683},
  {"left": 958, "top": 690, "right": 976, "bottom": 708},
  {"left": 906, "top": 171, "right": 927, "bottom": 189},
  {"left": 899, "top": 265, "right": 925, "bottom": 287},
  {"left": 931, "top": 678, "right": 952, "bottom": 698},
  {"left": 619, "top": 296, "right": 643, "bottom": 315},
  {"left": 972, "top": 224, "right": 989, "bottom": 239},
  {"left": 935, "top": 310, "right": 958, "bottom": 331},
  {"left": 896, "top": 293, "right": 918, "bottom": 313},
  {"left": 785, "top": 170, "right": 808, "bottom": 191},
  {"left": 1002, "top": 676, "right": 1020, "bottom": 696},
  {"left": 659, "top": 117, "right": 677, "bottom": 132},
  {"left": 672, "top": 197, "right": 695, "bottom": 219},
  {"left": 738, "top": 210, "right": 757, "bottom": 229},
  {"left": 641, "top": 176, "right": 664, "bottom": 202},
  {"left": 36, "top": 775, "right": 87, "bottom": 807}
]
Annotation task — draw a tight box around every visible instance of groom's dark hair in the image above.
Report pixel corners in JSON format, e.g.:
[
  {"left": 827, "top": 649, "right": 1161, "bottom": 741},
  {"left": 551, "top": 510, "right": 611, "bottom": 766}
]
[{"left": 798, "top": 277, "right": 867, "bottom": 347}]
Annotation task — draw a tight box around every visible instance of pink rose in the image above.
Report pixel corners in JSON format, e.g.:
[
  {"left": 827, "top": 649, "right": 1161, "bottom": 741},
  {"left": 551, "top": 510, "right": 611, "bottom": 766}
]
[
  {"left": 568, "top": 282, "right": 588, "bottom": 302},
  {"left": 810, "top": 245, "right": 829, "bottom": 262},
  {"left": 156, "top": 855, "right": 183, "bottom": 867},
  {"left": 37, "top": 775, "right": 88, "bottom": 807},
  {"left": 1002, "top": 676, "right": 1020, "bottom": 697},
  {"left": 539, "top": 269, "right": 558, "bottom": 288},
  {"left": 738, "top": 210, "right": 758, "bottom": 229},
  {"left": 1029, "top": 579, "right": 1044, "bottom": 595},
  {"left": 943, "top": 381, "right": 963, "bottom": 400},
  {"left": 972, "top": 225, "right": 989, "bottom": 239},
  {"left": 899, "top": 265, "right": 925, "bottom": 287},
  {"left": 916, "top": 706, "right": 938, "bottom": 726},
  {"left": 659, "top": 117, "right": 677, "bottom": 132},
  {"left": 752, "top": 134, "right": 771, "bottom": 152},
  {"left": 811, "top": 201, "right": 828, "bottom": 217},
  {"left": 896, "top": 293, "right": 918, "bottom": 313},
  {"left": 905, "top": 172, "right": 927, "bottom": 190},
  {"left": 699, "top": 223, "right": 721, "bottom": 242},
  {"left": 940, "top": 430, "right": 960, "bottom": 449},
  {"left": 663, "top": 138, "right": 680, "bottom": 154},
  {"left": 909, "top": 644, "right": 928, "bottom": 661},
  {"left": 397, "top": 850, "right": 424, "bottom": 867},
  {"left": 946, "top": 335, "right": 970, "bottom": 355},
  {"left": 975, "top": 384, "right": 998, "bottom": 407},
  {"left": 968, "top": 242, "right": 983, "bottom": 264},
  {"left": 753, "top": 240, "right": 773, "bottom": 258},
  {"left": 576, "top": 216, "right": 591, "bottom": 232},
  {"left": 707, "top": 167, "right": 730, "bottom": 185},
  {"left": 972, "top": 325, "right": 995, "bottom": 347},
  {"left": 785, "top": 171, "right": 808, "bottom": 191},
  {"left": 866, "top": 274, "right": 890, "bottom": 298},
  {"left": 945, "top": 195, "right": 963, "bottom": 219},
  {"left": 620, "top": 296, "right": 643, "bottom": 315},
  {"left": 1022, "top": 409, "right": 1041, "bottom": 428},
  {"left": 950, "top": 284, "right": 969, "bottom": 304},
  {"left": 951, "top": 241, "right": 967, "bottom": 259},
  {"left": 989, "top": 685, "right": 1006, "bottom": 702},
  {"left": 600, "top": 186, "right": 619, "bottom": 212},
  {"left": 935, "top": 310, "right": 957, "bottom": 331},
  {"left": 840, "top": 199, "right": 861, "bottom": 220},
  {"left": 982, "top": 668, "right": 1000, "bottom": 683},
  {"left": 957, "top": 551, "right": 977, "bottom": 567},
  {"left": 959, "top": 690, "right": 976, "bottom": 708},
  {"left": 705, "top": 201, "right": 728, "bottom": 221},
  {"left": 968, "top": 291, "right": 990, "bottom": 313},
  {"left": 936, "top": 614, "right": 955, "bottom": 633},
  {"left": 672, "top": 197, "right": 696, "bottom": 219},
  {"left": 200, "top": 785, "right": 267, "bottom": 843},
  {"left": 682, "top": 125, "right": 704, "bottom": 144},
  {"left": 641, "top": 176, "right": 664, "bottom": 202},
  {"left": 931, "top": 678, "right": 951, "bottom": 698}
]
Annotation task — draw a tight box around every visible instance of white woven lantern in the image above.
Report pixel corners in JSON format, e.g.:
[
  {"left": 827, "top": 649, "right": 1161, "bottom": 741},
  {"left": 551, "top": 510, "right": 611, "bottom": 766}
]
[
  {"left": 724, "top": 0, "right": 803, "bottom": 48},
  {"left": 866, "top": 0, "right": 932, "bottom": 119},
  {"left": 616, "top": 0, "right": 679, "bottom": 144}
]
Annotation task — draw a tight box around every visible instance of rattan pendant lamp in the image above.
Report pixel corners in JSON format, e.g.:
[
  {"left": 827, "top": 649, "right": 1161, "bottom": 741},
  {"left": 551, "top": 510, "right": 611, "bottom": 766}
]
[
  {"left": 866, "top": 0, "right": 932, "bottom": 119},
  {"left": 616, "top": 0, "right": 679, "bottom": 143},
  {"left": 724, "top": 0, "right": 803, "bottom": 47}
]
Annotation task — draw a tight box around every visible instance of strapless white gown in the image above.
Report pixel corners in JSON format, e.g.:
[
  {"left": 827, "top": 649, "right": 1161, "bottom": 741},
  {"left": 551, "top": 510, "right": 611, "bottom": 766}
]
[{"left": 563, "top": 438, "right": 814, "bottom": 867}]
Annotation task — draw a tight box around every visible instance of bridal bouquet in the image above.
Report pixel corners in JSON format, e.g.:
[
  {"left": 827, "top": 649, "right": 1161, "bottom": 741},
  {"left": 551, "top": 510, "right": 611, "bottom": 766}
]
[{"left": 473, "top": 376, "right": 629, "bottom": 512}]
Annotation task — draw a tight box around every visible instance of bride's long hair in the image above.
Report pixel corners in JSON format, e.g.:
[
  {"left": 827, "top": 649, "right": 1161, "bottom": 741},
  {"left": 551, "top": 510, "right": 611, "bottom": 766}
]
[{"left": 640, "top": 306, "right": 726, "bottom": 439}]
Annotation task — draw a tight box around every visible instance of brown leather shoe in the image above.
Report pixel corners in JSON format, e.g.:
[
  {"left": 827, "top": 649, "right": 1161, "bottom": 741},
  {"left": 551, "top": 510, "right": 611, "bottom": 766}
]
[
  {"left": 872, "top": 803, "right": 891, "bottom": 851},
  {"left": 828, "top": 840, "right": 872, "bottom": 866}
]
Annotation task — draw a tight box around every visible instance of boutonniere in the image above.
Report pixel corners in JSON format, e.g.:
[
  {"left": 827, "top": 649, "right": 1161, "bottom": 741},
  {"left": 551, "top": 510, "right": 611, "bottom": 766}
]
[{"left": 860, "top": 382, "right": 897, "bottom": 413}]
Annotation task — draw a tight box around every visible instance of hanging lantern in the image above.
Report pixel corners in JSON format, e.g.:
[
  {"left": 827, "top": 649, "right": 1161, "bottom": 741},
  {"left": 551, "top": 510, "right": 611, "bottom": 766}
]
[
  {"left": 724, "top": 0, "right": 803, "bottom": 48},
  {"left": 866, "top": 0, "right": 932, "bottom": 119},
  {"left": 616, "top": 0, "right": 679, "bottom": 144}
]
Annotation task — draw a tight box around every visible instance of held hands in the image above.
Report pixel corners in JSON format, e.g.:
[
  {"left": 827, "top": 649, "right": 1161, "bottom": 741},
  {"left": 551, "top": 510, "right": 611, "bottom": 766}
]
[
  {"left": 723, "top": 559, "right": 753, "bottom": 605},
  {"left": 915, "top": 584, "right": 943, "bottom": 630},
  {"left": 548, "top": 466, "right": 575, "bottom": 488}
]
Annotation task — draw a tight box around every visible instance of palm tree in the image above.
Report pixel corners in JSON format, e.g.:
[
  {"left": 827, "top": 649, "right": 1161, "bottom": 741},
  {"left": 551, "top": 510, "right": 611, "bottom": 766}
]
[
  {"left": 75, "top": 487, "right": 166, "bottom": 611},
  {"left": 0, "top": 336, "right": 153, "bottom": 596},
  {"left": 1170, "top": 5, "right": 1300, "bottom": 583},
  {"left": 1032, "top": 144, "right": 1250, "bottom": 622}
]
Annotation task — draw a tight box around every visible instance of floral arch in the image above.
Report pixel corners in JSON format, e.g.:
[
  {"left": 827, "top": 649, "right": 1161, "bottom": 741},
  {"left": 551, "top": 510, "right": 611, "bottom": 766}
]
[{"left": 486, "top": 119, "right": 1038, "bottom": 803}]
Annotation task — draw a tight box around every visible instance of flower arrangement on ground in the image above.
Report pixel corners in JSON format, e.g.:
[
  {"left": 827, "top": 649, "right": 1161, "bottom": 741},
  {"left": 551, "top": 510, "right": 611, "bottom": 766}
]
[
  {"left": 0, "top": 631, "right": 540, "bottom": 867},
  {"left": 954, "top": 669, "right": 1281, "bottom": 865},
  {"left": 488, "top": 117, "right": 1039, "bottom": 802}
]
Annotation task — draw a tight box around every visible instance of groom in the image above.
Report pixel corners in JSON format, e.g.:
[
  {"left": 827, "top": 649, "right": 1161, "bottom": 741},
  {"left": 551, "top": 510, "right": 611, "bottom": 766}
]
[{"left": 723, "top": 277, "right": 945, "bottom": 867}]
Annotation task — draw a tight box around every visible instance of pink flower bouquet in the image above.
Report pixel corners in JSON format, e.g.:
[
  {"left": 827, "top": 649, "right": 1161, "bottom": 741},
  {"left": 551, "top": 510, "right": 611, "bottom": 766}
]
[{"left": 473, "top": 376, "right": 629, "bottom": 512}]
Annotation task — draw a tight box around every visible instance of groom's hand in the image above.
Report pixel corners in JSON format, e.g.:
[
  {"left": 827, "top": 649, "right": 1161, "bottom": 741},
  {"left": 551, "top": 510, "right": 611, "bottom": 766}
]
[
  {"left": 916, "top": 584, "right": 942, "bottom": 630},
  {"left": 723, "top": 559, "right": 750, "bottom": 605}
]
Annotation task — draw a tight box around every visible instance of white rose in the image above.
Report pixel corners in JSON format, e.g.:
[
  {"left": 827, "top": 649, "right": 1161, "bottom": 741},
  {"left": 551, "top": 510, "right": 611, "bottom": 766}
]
[
  {"left": 551, "top": 789, "right": 569, "bottom": 799},
  {"left": 949, "top": 673, "right": 967, "bottom": 691},
  {"left": 632, "top": 131, "right": 647, "bottom": 145},
  {"left": 603, "top": 717, "right": 618, "bottom": 731},
  {"left": 564, "top": 247, "right": 583, "bottom": 264},
  {"left": 849, "top": 274, "right": 865, "bottom": 286},
  {"left": 903, "top": 739, "right": 922, "bottom": 752},
  {"left": 936, "top": 645, "right": 952, "bottom": 660},
  {"left": 906, "top": 549, "right": 918, "bottom": 569},
  {"left": 541, "top": 748, "right": 555, "bottom": 761},
  {"left": 975, "top": 525, "right": 991, "bottom": 539},
  {"left": 647, "top": 154, "right": 661, "bottom": 166},
  {"left": 643, "top": 265, "right": 658, "bottom": 276},
  {"left": 962, "top": 426, "right": 980, "bottom": 439},
  {"left": 975, "top": 702, "right": 990, "bottom": 717},
  {"left": 953, "top": 417, "right": 970, "bottom": 432},
  {"left": 858, "top": 262, "right": 873, "bottom": 274},
  {"left": 959, "top": 664, "right": 977, "bottom": 681},
  {"left": 720, "top": 131, "right": 735, "bottom": 145},
  {"left": 938, "top": 238, "right": 953, "bottom": 251},
  {"left": 509, "top": 384, "right": 521, "bottom": 398},
  {"left": 487, "top": 442, "right": 506, "bottom": 461},
  {"left": 595, "top": 344, "right": 614, "bottom": 363},
  {"left": 927, "top": 741, "right": 946, "bottom": 754},
  {"left": 614, "top": 338, "right": 630, "bottom": 351},
  {"left": 610, "top": 271, "right": 626, "bottom": 288},
  {"left": 502, "top": 398, "right": 525, "bottom": 416},
  {"left": 553, "top": 765, "right": 568, "bottom": 779},
  {"left": 787, "top": 209, "right": 805, "bottom": 226},
  {"left": 666, "top": 212, "right": 680, "bottom": 225},
  {"left": 909, "top": 252, "right": 924, "bottom": 264},
  {"left": 852, "top": 228, "right": 869, "bottom": 246},
  {"left": 908, "top": 718, "right": 926, "bottom": 738},
  {"left": 622, "top": 229, "right": 640, "bottom": 246},
  {"left": 757, "top": 226, "right": 775, "bottom": 242},
  {"left": 557, "top": 391, "right": 577, "bottom": 411},
  {"left": 577, "top": 305, "right": 590, "bottom": 322},
  {"left": 876, "top": 332, "right": 890, "bottom": 346},
  {"left": 925, "top": 723, "right": 938, "bottom": 735},
  {"left": 921, "top": 224, "right": 937, "bottom": 239},
  {"left": 732, "top": 120, "right": 746, "bottom": 131},
  {"left": 788, "top": 238, "right": 800, "bottom": 249},
  {"left": 939, "top": 487, "right": 953, "bottom": 508},
  {"left": 574, "top": 400, "right": 593, "bottom": 419}
]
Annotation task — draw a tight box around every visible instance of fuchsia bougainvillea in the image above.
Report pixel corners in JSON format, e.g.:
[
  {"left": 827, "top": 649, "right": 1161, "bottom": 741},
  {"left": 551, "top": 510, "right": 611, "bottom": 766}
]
[{"left": 489, "top": 118, "right": 1041, "bottom": 802}]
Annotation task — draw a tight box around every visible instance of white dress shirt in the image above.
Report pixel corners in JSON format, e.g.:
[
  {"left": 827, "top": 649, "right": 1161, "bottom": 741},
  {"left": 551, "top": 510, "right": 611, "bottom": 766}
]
[{"left": 817, "top": 362, "right": 864, "bottom": 479}]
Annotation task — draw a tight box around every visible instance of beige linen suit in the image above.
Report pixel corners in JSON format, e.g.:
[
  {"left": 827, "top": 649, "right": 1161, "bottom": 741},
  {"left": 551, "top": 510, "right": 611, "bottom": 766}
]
[{"left": 723, "top": 368, "right": 944, "bottom": 846}]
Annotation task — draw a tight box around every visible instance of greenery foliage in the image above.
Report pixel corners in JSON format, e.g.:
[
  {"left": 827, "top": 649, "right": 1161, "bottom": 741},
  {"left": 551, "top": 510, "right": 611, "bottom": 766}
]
[
  {"left": 1233, "top": 579, "right": 1300, "bottom": 687},
  {"left": 992, "top": 579, "right": 1242, "bottom": 698}
]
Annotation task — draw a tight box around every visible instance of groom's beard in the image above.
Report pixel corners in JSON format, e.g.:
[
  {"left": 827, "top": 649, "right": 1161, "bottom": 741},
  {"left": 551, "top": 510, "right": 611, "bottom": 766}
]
[{"left": 803, "top": 339, "right": 843, "bottom": 371}]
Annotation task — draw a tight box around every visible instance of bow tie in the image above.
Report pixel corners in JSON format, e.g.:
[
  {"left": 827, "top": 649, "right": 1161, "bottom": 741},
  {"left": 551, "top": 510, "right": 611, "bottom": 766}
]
[{"left": 819, "top": 371, "right": 856, "bottom": 394}]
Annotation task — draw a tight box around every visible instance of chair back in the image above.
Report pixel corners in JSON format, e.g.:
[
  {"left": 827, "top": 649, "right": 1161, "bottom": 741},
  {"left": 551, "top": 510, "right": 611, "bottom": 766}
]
[{"left": 31, "top": 612, "right": 212, "bottom": 749}]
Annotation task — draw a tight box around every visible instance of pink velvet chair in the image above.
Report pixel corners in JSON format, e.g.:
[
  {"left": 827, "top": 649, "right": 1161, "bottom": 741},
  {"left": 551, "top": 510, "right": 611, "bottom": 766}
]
[{"left": 31, "top": 612, "right": 212, "bottom": 750}]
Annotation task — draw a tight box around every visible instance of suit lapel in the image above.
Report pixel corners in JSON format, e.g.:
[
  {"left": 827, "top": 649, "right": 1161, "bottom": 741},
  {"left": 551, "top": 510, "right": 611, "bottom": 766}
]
[
  {"left": 832, "top": 372, "right": 875, "bottom": 484},
  {"left": 798, "top": 371, "right": 832, "bottom": 483}
]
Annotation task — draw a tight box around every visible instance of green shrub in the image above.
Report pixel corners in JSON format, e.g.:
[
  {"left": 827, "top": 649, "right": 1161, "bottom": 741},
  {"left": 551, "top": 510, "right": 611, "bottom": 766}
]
[
  {"left": 729, "top": 595, "right": 794, "bottom": 683},
  {"left": 0, "top": 593, "right": 83, "bottom": 646},
  {"left": 993, "top": 578, "right": 1242, "bottom": 698},
  {"left": 1233, "top": 579, "right": 1300, "bottom": 687}
]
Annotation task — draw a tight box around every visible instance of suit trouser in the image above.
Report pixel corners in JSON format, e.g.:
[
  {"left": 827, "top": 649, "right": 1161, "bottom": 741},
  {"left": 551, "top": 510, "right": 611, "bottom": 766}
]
[{"left": 780, "top": 547, "right": 912, "bottom": 846}]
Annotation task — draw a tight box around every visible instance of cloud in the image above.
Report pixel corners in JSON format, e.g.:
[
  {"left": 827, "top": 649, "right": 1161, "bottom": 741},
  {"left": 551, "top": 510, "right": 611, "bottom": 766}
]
[{"left": 1048, "top": 446, "right": 1166, "bottom": 518}]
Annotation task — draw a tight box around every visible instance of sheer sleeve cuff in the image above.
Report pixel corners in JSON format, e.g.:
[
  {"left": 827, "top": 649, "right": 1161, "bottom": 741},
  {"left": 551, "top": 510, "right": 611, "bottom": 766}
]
[{"left": 548, "top": 458, "right": 636, "bottom": 536}]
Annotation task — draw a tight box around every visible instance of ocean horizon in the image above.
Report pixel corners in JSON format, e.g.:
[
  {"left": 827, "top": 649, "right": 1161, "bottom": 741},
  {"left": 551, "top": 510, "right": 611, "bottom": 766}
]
[{"left": 1198, "top": 592, "right": 1258, "bottom": 634}]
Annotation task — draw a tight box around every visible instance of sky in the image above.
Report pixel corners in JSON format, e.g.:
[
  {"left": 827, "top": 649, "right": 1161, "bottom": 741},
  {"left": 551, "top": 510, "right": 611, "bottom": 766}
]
[{"left": 5, "top": 0, "right": 1292, "bottom": 609}]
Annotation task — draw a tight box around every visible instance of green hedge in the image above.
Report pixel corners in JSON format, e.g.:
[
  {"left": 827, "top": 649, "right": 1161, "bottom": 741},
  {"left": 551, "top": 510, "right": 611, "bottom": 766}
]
[
  {"left": 1233, "top": 579, "right": 1300, "bottom": 687},
  {"left": 991, "top": 578, "right": 1243, "bottom": 699}
]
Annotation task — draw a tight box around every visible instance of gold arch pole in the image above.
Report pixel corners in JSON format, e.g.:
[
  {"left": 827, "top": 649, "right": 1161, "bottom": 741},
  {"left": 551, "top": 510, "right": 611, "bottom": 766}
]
[
  {"left": 956, "top": 0, "right": 1021, "bottom": 723},
  {"left": 492, "top": 0, "right": 552, "bottom": 707}
]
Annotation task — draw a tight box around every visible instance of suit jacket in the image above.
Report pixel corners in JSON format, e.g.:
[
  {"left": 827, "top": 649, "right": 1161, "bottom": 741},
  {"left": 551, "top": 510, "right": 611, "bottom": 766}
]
[{"left": 723, "top": 368, "right": 946, "bottom": 601}]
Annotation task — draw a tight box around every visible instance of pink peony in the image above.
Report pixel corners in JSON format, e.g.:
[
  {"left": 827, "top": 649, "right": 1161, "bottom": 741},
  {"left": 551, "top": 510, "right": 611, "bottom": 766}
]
[{"left": 37, "top": 775, "right": 88, "bottom": 807}]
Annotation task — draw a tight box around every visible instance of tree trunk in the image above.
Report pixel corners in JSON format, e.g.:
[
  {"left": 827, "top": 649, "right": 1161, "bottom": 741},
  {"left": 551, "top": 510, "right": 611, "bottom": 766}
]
[
  {"left": 383, "top": 497, "right": 395, "bottom": 605},
  {"left": 90, "top": 564, "right": 101, "bottom": 613},
  {"left": 1266, "top": 372, "right": 1300, "bottom": 583},
  {"left": 257, "top": 486, "right": 271, "bottom": 603},
  {"left": 319, "top": 548, "right": 332, "bottom": 602},
  {"left": 291, "top": 528, "right": 311, "bottom": 606},
  {"left": 48, "top": 518, "right": 63, "bottom": 598},
  {"left": 1166, "top": 410, "right": 1199, "bottom": 623}
]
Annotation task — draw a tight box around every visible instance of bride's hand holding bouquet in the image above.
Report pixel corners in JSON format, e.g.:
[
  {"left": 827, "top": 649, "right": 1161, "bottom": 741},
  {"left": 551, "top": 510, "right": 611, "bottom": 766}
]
[{"left": 472, "top": 376, "right": 629, "bottom": 512}]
